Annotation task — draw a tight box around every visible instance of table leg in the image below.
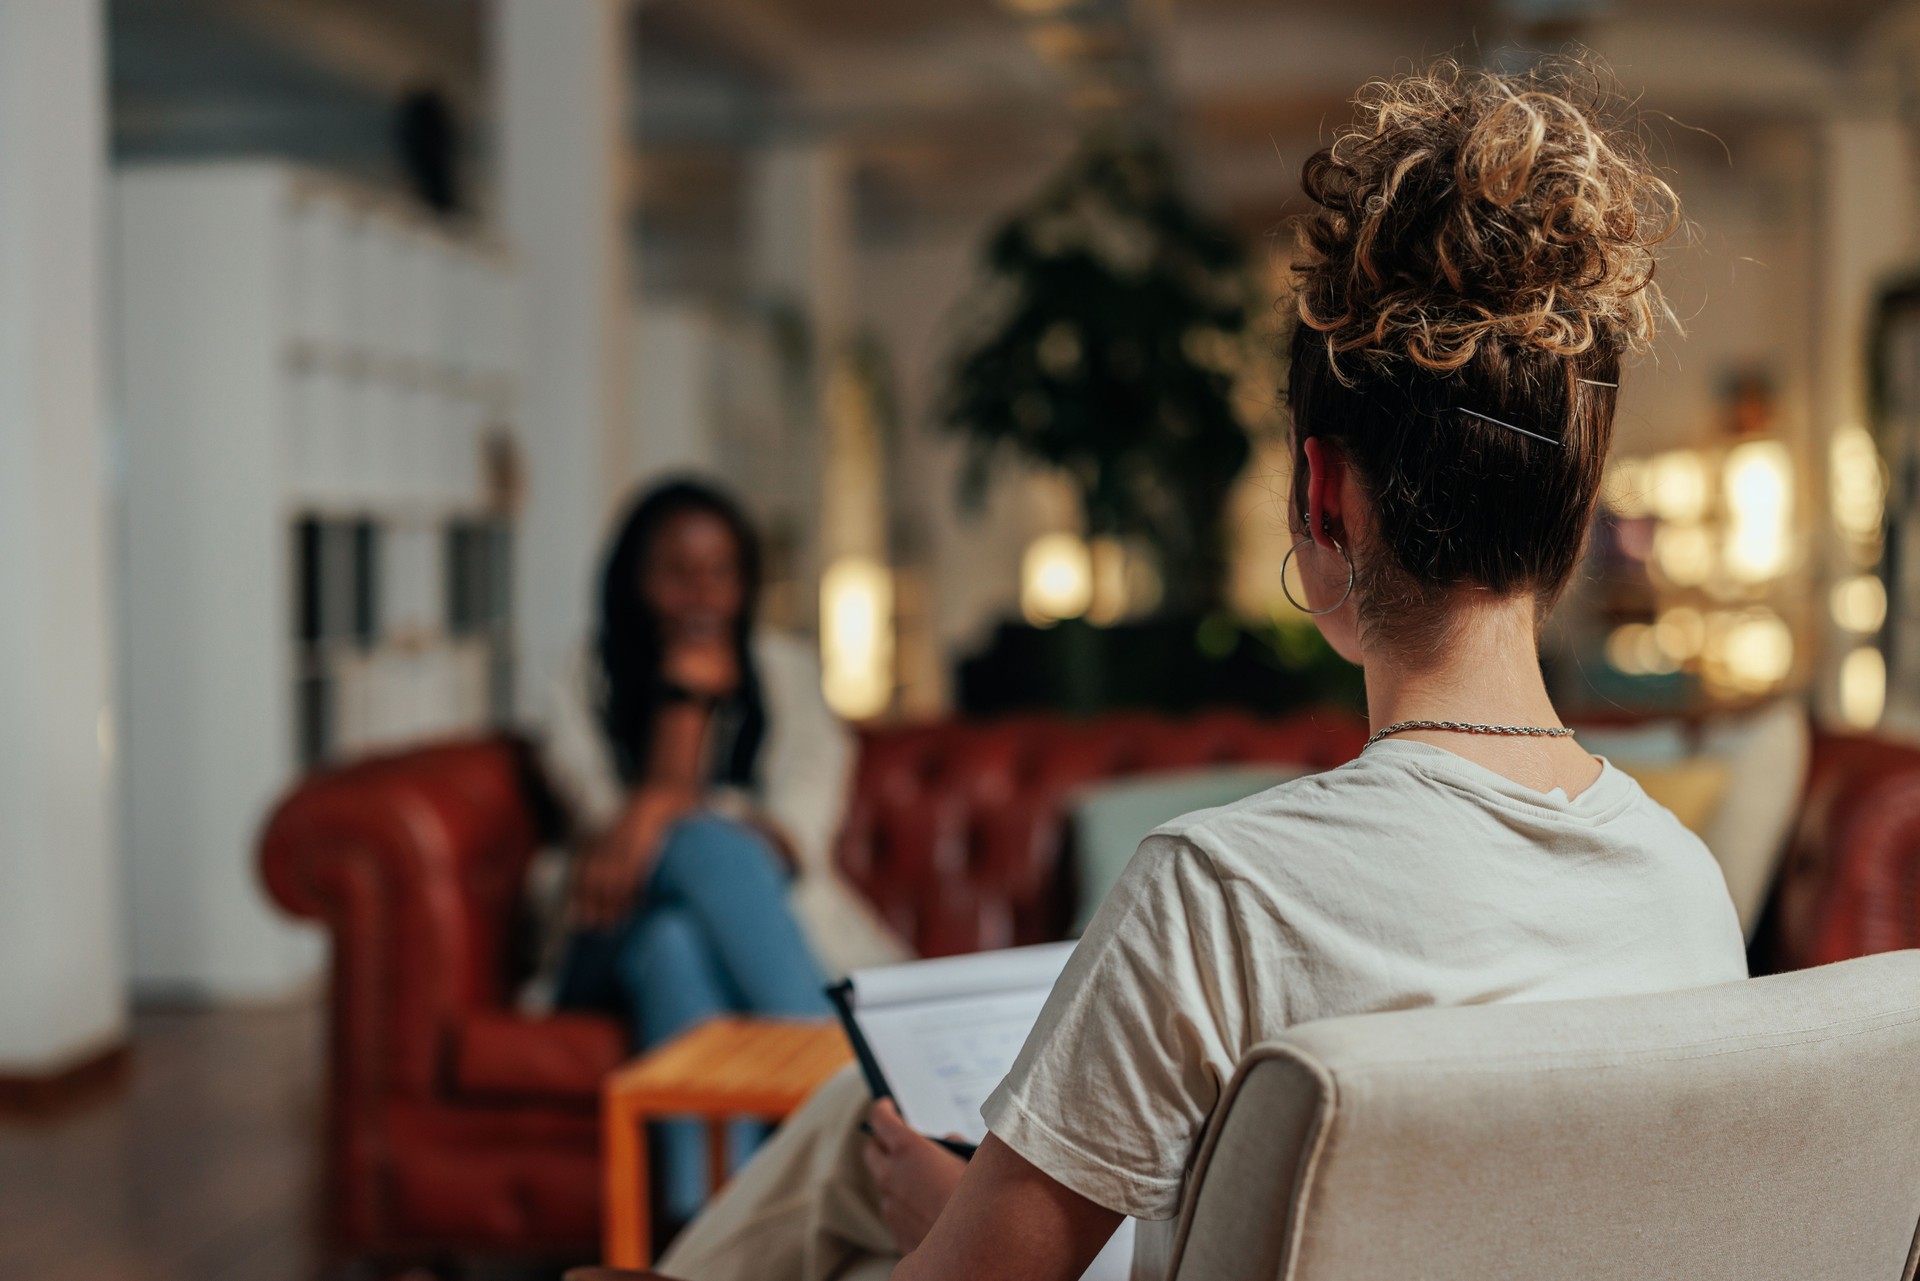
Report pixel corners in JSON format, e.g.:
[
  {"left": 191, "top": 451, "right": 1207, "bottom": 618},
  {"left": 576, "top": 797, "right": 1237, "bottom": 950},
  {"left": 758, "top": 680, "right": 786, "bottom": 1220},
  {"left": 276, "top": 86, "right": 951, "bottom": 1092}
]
[
  {"left": 603, "top": 1097, "right": 651, "bottom": 1267},
  {"left": 707, "top": 1119, "right": 731, "bottom": 1195}
]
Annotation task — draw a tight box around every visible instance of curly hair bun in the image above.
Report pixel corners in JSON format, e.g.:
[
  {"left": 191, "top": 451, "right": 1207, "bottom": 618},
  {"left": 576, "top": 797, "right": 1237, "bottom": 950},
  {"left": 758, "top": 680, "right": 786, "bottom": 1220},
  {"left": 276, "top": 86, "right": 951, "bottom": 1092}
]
[{"left": 1293, "top": 56, "right": 1679, "bottom": 376}]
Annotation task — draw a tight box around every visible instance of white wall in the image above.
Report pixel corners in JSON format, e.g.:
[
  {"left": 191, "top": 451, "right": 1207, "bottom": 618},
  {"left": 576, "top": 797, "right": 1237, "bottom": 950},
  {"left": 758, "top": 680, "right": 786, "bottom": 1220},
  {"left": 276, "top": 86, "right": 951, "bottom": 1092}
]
[
  {"left": 0, "top": 0, "right": 127, "bottom": 1071},
  {"left": 1615, "top": 132, "right": 1819, "bottom": 458},
  {"left": 632, "top": 304, "right": 719, "bottom": 482}
]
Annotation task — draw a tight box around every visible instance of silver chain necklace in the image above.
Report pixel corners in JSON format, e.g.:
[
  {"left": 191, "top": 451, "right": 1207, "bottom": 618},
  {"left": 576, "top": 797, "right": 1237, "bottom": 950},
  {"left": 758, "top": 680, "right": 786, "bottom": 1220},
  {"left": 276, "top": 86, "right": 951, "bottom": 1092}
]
[{"left": 1366, "top": 719, "right": 1576, "bottom": 750}]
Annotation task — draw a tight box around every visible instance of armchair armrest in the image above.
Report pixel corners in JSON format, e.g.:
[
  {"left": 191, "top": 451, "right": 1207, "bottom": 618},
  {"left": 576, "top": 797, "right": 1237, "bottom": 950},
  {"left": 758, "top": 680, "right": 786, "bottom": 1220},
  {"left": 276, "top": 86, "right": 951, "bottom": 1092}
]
[
  {"left": 259, "top": 737, "right": 543, "bottom": 1099},
  {"left": 453, "top": 1009, "right": 626, "bottom": 1103},
  {"left": 1767, "top": 733, "right": 1920, "bottom": 969}
]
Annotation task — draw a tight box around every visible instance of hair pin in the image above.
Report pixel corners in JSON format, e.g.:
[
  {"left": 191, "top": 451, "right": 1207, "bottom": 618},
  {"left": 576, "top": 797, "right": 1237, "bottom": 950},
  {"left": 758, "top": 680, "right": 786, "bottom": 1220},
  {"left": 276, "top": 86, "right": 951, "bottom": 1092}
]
[
  {"left": 1453, "top": 406, "right": 1564, "bottom": 447},
  {"left": 1578, "top": 378, "right": 1618, "bottom": 388}
]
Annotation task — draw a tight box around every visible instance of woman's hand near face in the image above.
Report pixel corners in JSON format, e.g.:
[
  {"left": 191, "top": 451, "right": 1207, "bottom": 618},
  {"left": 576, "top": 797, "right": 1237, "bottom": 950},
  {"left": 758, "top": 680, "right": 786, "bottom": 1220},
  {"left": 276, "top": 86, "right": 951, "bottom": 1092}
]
[
  {"left": 661, "top": 633, "right": 740, "bottom": 699},
  {"left": 862, "top": 1099, "right": 971, "bottom": 1257},
  {"left": 569, "top": 784, "right": 696, "bottom": 928}
]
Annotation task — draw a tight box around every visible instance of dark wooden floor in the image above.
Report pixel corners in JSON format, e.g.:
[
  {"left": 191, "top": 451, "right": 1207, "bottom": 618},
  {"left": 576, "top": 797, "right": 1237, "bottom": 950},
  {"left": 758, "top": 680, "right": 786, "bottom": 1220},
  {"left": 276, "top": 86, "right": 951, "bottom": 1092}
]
[
  {"left": 0, "top": 999, "right": 571, "bottom": 1281},
  {"left": 0, "top": 998, "right": 327, "bottom": 1281}
]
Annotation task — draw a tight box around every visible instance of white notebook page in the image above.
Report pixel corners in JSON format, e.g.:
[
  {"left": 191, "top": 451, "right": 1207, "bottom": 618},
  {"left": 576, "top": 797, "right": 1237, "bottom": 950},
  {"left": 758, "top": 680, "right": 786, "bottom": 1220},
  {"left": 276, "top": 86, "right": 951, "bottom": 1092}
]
[
  {"left": 847, "top": 941, "right": 1075, "bottom": 1142},
  {"left": 844, "top": 941, "right": 1135, "bottom": 1281}
]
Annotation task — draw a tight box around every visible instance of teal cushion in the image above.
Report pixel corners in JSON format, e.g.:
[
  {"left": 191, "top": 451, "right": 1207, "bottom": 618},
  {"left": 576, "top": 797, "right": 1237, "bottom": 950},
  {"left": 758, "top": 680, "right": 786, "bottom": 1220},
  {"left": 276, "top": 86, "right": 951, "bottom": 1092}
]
[
  {"left": 1070, "top": 765, "right": 1300, "bottom": 932},
  {"left": 1573, "top": 722, "right": 1691, "bottom": 765}
]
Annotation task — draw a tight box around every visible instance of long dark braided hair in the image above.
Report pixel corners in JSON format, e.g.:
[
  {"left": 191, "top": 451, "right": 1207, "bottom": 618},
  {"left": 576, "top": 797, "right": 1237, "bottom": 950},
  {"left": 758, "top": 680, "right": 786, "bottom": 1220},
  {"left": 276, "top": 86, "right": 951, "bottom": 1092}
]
[{"left": 596, "top": 480, "right": 768, "bottom": 789}]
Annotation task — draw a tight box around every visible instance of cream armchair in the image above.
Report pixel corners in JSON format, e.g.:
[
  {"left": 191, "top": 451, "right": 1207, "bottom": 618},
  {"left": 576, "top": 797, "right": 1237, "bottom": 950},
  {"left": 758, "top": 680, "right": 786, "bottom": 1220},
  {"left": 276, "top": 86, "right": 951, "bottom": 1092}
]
[{"left": 1165, "top": 951, "right": 1920, "bottom": 1281}]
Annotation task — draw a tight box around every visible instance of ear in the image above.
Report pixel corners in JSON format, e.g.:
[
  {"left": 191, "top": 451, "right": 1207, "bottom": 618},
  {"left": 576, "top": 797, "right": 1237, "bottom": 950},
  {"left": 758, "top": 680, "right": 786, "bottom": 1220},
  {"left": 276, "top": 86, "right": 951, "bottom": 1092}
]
[{"left": 1301, "top": 436, "right": 1346, "bottom": 550}]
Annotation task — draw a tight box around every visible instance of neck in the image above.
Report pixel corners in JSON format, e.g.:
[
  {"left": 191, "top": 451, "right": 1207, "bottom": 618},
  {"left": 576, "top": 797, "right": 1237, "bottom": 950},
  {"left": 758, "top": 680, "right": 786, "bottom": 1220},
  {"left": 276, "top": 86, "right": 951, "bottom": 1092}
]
[{"left": 1361, "top": 593, "right": 1560, "bottom": 736}]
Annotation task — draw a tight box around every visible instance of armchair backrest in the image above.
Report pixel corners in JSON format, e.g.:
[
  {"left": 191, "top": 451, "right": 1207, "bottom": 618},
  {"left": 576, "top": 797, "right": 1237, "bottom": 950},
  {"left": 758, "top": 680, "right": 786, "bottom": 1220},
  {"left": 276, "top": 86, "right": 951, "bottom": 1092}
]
[{"left": 1167, "top": 951, "right": 1920, "bottom": 1281}]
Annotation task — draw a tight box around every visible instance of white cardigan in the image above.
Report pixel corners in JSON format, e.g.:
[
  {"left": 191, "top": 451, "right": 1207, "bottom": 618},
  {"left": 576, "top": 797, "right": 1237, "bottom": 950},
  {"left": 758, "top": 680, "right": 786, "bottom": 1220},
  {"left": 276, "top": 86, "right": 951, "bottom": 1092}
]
[{"left": 525, "top": 632, "right": 911, "bottom": 1003}]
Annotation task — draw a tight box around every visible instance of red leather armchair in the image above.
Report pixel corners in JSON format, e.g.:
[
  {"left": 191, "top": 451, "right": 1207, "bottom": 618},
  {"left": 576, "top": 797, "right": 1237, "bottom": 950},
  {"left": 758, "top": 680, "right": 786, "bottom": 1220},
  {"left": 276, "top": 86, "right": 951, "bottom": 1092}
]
[{"left": 259, "top": 740, "right": 623, "bottom": 1263}]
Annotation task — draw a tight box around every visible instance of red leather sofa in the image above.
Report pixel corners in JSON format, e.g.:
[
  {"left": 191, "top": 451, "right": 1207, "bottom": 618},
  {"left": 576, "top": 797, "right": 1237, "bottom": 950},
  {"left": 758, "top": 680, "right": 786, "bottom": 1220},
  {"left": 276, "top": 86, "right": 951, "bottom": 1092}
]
[{"left": 258, "top": 709, "right": 1918, "bottom": 1269}]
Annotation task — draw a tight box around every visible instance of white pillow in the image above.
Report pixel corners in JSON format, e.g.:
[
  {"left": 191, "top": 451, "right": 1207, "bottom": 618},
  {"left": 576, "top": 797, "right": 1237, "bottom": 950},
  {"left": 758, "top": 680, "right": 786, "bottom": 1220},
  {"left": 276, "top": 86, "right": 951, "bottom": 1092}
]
[{"left": 1697, "top": 700, "right": 1809, "bottom": 940}]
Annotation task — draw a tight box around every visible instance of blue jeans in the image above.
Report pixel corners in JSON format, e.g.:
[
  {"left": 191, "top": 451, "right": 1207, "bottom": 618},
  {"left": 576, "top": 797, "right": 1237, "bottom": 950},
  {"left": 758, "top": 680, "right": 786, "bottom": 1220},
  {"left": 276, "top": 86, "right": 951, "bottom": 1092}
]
[{"left": 555, "top": 814, "right": 831, "bottom": 1223}]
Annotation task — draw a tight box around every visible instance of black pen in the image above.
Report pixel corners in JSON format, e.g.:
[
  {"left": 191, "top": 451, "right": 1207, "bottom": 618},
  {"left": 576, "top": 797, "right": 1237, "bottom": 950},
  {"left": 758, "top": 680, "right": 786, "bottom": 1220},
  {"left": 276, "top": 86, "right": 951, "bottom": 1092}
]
[{"left": 860, "top": 1121, "right": 978, "bottom": 1162}]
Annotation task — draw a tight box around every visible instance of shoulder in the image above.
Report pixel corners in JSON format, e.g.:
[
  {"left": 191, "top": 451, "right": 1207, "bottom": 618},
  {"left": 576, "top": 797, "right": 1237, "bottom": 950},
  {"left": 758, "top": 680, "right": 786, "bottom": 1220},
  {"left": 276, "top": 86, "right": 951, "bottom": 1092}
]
[
  {"left": 1601, "top": 764, "right": 1729, "bottom": 871},
  {"left": 1149, "top": 756, "right": 1415, "bottom": 870}
]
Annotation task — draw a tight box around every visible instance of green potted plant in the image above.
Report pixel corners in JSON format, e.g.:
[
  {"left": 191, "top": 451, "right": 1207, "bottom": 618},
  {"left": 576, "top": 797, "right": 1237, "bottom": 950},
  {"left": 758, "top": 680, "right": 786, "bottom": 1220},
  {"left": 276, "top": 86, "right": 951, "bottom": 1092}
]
[{"left": 942, "top": 133, "right": 1260, "bottom": 615}]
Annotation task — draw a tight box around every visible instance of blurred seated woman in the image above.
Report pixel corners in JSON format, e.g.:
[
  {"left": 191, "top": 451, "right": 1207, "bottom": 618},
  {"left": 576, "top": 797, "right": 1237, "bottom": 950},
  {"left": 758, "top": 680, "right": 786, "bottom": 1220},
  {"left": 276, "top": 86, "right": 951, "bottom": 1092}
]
[
  {"left": 527, "top": 479, "right": 909, "bottom": 1227},
  {"left": 653, "top": 58, "right": 1748, "bottom": 1281}
]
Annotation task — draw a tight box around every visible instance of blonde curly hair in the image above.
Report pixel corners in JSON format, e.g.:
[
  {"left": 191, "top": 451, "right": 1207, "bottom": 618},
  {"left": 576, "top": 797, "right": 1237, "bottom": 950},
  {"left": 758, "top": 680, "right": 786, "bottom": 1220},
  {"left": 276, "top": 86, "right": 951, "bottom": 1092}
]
[
  {"left": 1292, "top": 56, "right": 1679, "bottom": 378},
  {"left": 1282, "top": 56, "right": 1682, "bottom": 659}
]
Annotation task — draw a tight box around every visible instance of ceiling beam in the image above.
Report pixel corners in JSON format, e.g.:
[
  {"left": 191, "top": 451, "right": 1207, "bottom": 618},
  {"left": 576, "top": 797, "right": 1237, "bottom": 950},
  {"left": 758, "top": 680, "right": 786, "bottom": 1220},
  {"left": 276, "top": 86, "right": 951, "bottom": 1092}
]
[{"left": 642, "top": 0, "right": 837, "bottom": 96}]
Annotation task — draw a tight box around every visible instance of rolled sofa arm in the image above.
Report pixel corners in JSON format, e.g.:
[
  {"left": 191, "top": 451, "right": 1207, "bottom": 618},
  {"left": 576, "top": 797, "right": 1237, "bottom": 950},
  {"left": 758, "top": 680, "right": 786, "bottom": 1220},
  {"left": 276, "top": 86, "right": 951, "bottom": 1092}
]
[{"left": 259, "top": 737, "right": 542, "bottom": 1101}]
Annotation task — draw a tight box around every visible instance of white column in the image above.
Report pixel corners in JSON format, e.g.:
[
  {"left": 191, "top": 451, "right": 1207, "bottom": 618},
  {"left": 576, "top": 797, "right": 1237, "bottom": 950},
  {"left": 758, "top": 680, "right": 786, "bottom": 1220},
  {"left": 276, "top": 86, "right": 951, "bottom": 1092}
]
[
  {"left": 0, "top": 0, "right": 126, "bottom": 1072},
  {"left": 493, "top": 0, "right": 634, "bottom": 715},
  {"left": 746, "top": 142, "right": 860, "bottom": 594},
  {"left": 749, "top": 144, "right": 855, "bottom": 340}
]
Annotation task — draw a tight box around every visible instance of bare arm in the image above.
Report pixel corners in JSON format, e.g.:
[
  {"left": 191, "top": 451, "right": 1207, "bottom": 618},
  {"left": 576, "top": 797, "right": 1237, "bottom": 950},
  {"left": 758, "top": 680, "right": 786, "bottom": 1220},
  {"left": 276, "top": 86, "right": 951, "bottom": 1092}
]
[
  {"left": 569, "top": 638, "right": 738, "bottom": 925},
  {"left": 891, "top": 1135, "right": 1123, "bottom": 1281}
]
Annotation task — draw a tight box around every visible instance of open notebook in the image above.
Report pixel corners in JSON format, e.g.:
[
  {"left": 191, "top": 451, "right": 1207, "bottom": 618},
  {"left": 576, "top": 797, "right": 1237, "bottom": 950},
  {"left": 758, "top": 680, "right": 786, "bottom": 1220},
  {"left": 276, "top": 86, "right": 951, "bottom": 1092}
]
[{"left": 828, "top": 941, "right": 1136, "bottom": 1280}]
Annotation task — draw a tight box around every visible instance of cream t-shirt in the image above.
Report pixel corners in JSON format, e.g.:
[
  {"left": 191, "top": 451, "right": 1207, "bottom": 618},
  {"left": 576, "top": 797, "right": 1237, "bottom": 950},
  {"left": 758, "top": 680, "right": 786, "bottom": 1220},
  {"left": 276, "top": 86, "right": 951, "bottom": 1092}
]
[{"left": 982, "top": 740, "right": 1748, "bottom": 1267}]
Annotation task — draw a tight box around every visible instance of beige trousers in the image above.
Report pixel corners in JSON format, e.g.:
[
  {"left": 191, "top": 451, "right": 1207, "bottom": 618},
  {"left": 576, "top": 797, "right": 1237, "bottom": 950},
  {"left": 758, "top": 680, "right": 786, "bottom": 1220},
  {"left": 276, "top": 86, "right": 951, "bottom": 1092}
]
[{"left": 656, "top": 1065, "right": 899, "bottom": 1281}]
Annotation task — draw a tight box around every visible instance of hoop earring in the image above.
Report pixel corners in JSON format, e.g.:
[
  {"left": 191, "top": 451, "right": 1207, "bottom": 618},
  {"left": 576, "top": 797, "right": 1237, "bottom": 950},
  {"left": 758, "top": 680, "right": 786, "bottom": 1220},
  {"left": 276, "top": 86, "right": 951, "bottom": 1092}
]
[{"left": 1280, "top": 537, "right": 1354, "bottom": 616}]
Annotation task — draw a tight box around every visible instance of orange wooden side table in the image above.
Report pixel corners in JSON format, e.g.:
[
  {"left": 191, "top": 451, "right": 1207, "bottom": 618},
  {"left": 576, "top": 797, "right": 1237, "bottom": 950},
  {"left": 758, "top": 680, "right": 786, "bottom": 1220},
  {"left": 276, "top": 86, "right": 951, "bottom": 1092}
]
[{"left": 601, "top": 1017, "right": 853, "bottom": 1268}]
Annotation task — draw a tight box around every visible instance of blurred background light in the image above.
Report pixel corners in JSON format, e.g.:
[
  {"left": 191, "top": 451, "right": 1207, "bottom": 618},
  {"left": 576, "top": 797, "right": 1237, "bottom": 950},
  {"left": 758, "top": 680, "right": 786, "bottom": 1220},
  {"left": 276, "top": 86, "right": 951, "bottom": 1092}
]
[
  {"left": 1830, "top": 426, "right": 1887, "bottom": 557},
  {"left": 1831, "top": 573, "right": 1888, "bottom": 634},
  {"left": 1647, "top": 450, "right": 1712, "bottom": 523},
  {"left": 820, "top": 556, "right": 894, "bottom": 719},
  {"left": 1606, "top": 622, "right": 1680, "bottom": 676},
  {"left": 1704, "top": 609, "right": 1795, "bottom": 695},
  {"left": 1654, "top": 605, "right": 1707, "bottom": 661},
  {"left": 1652, "top": 522, "right": 1715, "bottom": 587},
  {"left": 1840, "top": 645, "right": 1888, "bottom": 728},
  {"left": 1722, "top": 439, "right": 1793, "bottom": 583},
  {"left": 1022, "top": 532, "right": 1093, "bottom": 625},
  {"left": 1600, "top": 456, "right": 1651, "bottom": 519}
]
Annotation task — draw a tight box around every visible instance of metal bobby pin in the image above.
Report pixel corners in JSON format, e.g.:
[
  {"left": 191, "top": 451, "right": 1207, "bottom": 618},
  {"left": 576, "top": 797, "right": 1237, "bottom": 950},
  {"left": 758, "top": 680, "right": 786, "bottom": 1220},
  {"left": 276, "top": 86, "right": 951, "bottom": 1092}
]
[
  {"left": 1578, "top": 377, "right": 1618, "bottom": 388},
  {"left": 1452, "top": 406, "right": 1564, "bottom": 447}
]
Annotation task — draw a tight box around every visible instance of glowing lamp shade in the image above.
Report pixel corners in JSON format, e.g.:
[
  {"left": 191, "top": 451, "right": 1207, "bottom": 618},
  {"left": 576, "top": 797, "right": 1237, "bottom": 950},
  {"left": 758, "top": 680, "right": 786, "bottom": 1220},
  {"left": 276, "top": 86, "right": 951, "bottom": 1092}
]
[
  {"left": 1722, "top": 440, "right": 1793, "bottom": 583},
  {"left": 1022, "top": 533, "right": 1093, "bottom": 625},
  {"left": 820, "top": 557, "right": 894, "bottom": 720},
  {"left": 1831, "top": 574, "right": 1888, "bottom": 635},
  {"left": 1840, "top": 646, "right": 1887, "bottom": 729}
]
